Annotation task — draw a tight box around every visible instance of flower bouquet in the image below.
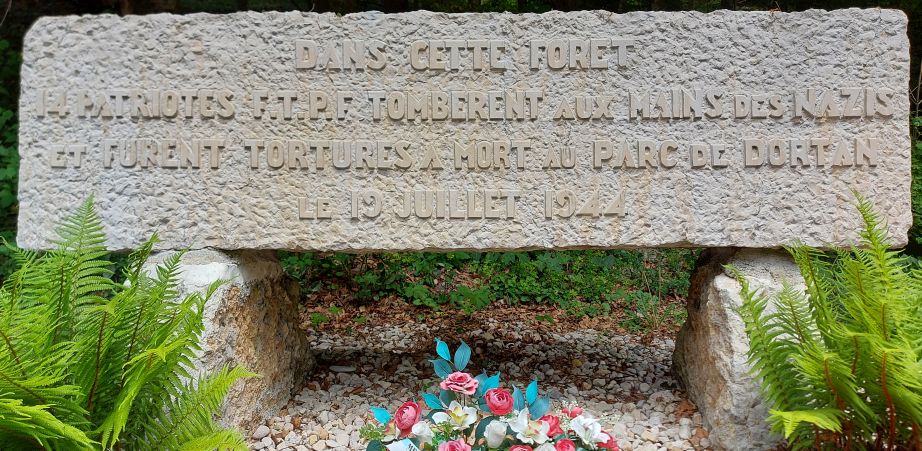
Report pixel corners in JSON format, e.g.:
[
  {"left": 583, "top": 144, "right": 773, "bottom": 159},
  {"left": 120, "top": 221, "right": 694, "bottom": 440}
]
[{"left": 360, "top": 339, "right": 619, "bottom": 451}]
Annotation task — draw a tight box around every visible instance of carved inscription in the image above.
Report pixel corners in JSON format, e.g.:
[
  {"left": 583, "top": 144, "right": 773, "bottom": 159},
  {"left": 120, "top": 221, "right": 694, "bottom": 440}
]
[
  {"left": 33, "top": 52, "right": 895, "bottom": 219},
  {"left": 18, "top": 11, "right": 911, "bottom": 250},
  {"left": 37, "top": 82, "right": 890, "bottom": 220}
]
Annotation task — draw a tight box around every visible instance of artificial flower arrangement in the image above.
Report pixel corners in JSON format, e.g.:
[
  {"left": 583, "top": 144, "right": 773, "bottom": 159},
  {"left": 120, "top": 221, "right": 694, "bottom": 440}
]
[{"left": 359, "top": 339, "right": 619, "bottom": 451}]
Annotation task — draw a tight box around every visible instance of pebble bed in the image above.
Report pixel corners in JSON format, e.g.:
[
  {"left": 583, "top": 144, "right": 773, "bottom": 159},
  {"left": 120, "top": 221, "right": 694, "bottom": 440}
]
[{"left": 247, "top": 320, "right": 712, "bottom": 451}]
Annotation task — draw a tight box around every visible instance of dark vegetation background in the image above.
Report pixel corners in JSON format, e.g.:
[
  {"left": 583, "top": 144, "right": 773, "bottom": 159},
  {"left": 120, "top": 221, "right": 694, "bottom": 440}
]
[{"left": 0, "top": 0, "right": 919, "bottom": 331}]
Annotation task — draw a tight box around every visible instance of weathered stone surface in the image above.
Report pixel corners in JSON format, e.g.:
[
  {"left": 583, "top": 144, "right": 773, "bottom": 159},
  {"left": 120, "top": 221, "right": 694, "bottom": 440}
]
[
  {"left": 17, "top": 9, "right": 911, "bottom": 251},
  {"left": 673, "top": 248, "right": 804, "bottom": 450},
  {"left": 143, "top": 250, "right": 314, "bottom": 428}
]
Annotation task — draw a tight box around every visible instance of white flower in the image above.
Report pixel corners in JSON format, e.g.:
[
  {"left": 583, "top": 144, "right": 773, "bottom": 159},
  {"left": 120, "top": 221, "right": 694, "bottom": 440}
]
[
  {"left": 411, "top": 421, "right": 434, "bottom": 445},
  {"left": 485, "top": 419, "right": 508, "bottom": 448},
  {"left": 535, "top": 444, "right": 556, "bottom": 451},
  {"left": 509, "top": 409, "right": 551, "bottom": 445},
  {"left": 570, "top": 414, "right": 608, "bottom": 445},
  {"left": 432, "top": 400, "right": 478, "bottom": 430},
  {"left": 385, "top": 439, "right": 419, "bottom": 451}
]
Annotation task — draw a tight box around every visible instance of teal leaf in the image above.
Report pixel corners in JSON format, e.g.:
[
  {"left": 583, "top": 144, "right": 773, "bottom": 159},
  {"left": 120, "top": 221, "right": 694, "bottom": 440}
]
[
  {"left": 474, "top": 416, "right": 496, "bottom": 440},
  {"left": 512, "top": 385, "right": 526, "bottom": 411},
  {"left": 370, "top": 407, "right": 391, "bottom": 425},
  {"left": 474, "top": 372, "right": 489, "bottom": 397},
  {"left": 439, "top": 389, "right": 456, "bottom": 406},
  {"left": 526, "top": 380, "right": 539, "bottom": 405},
  {"left": 483, "top": 372, "right": 501, "bottom": 393},
  {"left": 453, "top": 341, "right": 472, "bottom": 371},
  {"left": 422, "top": 393, "right": 443, "bottom": 409},
  {"left": 530, "top": 397, "right": 550, "bottom": 419},
  {"left": 367, "top": 440, "right": 384, "bottom": 451},
  {"left": 436, "top": 338, "right": 451, "bottom": 361},
  {"left": 431, "top": 358, "right": 453, "bottom": 378}
]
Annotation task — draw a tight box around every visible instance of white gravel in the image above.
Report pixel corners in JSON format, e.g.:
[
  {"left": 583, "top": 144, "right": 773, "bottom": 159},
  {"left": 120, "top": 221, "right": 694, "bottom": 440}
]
[{"left": 247, "top": 320, "right": 712, "bottom": 450}]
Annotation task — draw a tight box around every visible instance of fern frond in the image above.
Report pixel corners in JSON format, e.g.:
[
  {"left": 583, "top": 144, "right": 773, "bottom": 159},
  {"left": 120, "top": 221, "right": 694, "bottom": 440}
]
[
  {"left": 0, "top": 199, "right": 250, "bottom": 449},
  {"left": 0, "top": 396, "right": 95, "bottom": 450},
  {"left": 732, "top": 266, "right": 806, "bottom": 412},
  {"left": 769, "top": 408, "right": 844, "bottom": 439},
  {"left": 140, "top": 365, "right": 255, "bottom": 450},
  {"left": 176, "top": 429, "right": 249, "bottom": 451},
  {"left": 736, "top": 194, "right": 922, "bottom": 448}
]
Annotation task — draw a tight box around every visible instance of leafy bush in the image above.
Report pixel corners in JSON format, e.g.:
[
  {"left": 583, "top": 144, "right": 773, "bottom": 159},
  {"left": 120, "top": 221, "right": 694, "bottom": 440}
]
[
  {"left": 910, "top": 116, "right": 922, "bottom": 250},
  {"left": 735, "top": 195, "right": 922, "bottom": 450},
  {"left": 0, "top": 39, "right": 21, "bottom": 281},
  {"left": 619, "top": 290, "right": 686, "bottom": 332},
  {"left": 0, "top": 199, "right": 252, "bottom": 449},
  {"left": 281, "top": 249, "right": 697, "bottom": 321}
]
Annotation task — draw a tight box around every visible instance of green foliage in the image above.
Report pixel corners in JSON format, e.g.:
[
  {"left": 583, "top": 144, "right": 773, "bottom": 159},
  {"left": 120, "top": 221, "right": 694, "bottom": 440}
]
[
  {"left": 619, "top": 290, "right": 686, "bottom": 332},
  {"left": 0, "top": 198, "right": 253, "bottom": 450},
  {"left": 735, "top": 194, "right": 922, "bottom": 450},
  {"left": 282, "top": 249, "right": 696, "bottom": 323},
  {"left": 0, "top": 40, "right": 21, "bottom": 281},
  {"left": 910, "top": 116, "right": 922, "bottom": 249},
  {"left": 358, "top": 423, "right": 386, "bottom": 442}
]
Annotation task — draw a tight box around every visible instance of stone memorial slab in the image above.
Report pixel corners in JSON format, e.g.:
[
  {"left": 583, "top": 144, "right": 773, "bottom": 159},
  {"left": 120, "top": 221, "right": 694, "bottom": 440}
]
[{"left": 17, "top": 9, "right": 911, "bottom": 251}]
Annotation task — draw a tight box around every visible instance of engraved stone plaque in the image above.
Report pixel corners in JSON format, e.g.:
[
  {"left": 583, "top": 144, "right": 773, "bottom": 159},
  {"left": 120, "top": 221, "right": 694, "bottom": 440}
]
[{"left": 17, "top": 9, "right": 911, "bottom": 250}]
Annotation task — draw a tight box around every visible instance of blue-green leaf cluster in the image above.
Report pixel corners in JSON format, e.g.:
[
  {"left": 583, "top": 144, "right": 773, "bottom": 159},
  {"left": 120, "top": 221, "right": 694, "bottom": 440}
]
[{"left": 429, "top": 339, "right": 473, "bottom": 379}]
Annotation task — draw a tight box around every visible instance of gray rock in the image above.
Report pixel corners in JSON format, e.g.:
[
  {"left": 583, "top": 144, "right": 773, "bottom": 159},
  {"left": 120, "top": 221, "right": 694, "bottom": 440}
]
[
  {"left": 673, "top": 249, "right": 797, "bottom": 450},
  {"left": 253, "top": 425, "right": 271, "bottom": 440},
  {"left": 678, "top": 423, "right": 692, "bottom": 440}
]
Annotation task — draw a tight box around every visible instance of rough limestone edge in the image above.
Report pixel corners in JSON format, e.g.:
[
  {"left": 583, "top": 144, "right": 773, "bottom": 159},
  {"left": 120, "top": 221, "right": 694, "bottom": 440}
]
[{"left": 22, "top": 7, "right": 910, "bottom": 28}]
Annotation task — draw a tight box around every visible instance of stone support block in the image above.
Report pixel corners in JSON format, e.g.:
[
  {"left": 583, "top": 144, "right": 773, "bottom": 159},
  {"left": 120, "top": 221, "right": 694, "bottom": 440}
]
[
  {"left": 673, "top": 248, "right": 804, "bottom": 450},
  {"left": 144, "top": 249, "right": 314, "bottom": 429}
]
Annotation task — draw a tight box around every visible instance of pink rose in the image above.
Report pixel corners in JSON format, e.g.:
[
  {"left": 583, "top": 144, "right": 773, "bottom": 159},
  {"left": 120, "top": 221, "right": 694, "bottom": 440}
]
[
  {"left": 484, "top": 388, "right": 514, "bottom": 415},
  {"left": 393, "top": 400, "right": 421, "bottom": 436},
  {"left": 509, "top": 446, "right": 533, "bottom": 451},
  {"left": 438, "top": 439, "right": 472, "bottom": 451},
  {"left": 562, "top": 406, "right": 583, "bottom": 418},
  {"left": 439, "top": 372, "right": 479, "bottom": 395},
  {"left": 597, "top": 432, "right": 619, "bottom": 450},
  {"left": 555, "top": 439, "right": 577, "bottom": 451},
  {"left": 540, "top": 415, "right": 564, "bottom": 437}
]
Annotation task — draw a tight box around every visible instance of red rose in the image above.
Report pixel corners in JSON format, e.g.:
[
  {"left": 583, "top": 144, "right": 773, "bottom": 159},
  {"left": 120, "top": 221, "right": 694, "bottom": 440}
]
[
  {"left": 393, "top": 400, "right": 421, "bottom": 436},
  {"left": 440, "top": 372, "right": 479, "bottom": 395},
  {"left": 562, "top": 406, "right": 583, "bottom": 418},
  {"left": 555, "top": 439, "right": 577, "bottom": 451},
  {"left": 540, "top": 415, "right": 564, "bottom": 437},
  {"left": 509, "top": 446, "right": 533, "bottom": 451},
  {"left": 484, "top": 388, "right": 514, "bottom": 415},
  {"left": 597, "top": 432, "right": 619, "bottom": 450}
]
